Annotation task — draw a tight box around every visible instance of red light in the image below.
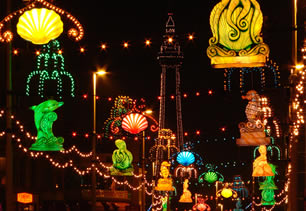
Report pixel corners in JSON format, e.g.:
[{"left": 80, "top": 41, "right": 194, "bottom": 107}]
[
  {"left": 196, "top": 130, "right": 200, "bottom": 135},
  {"left": 83, "top": 94, "right": 88, "bottom": 99},
  {"left": 97, "top": 135, "right": 101, "bottom": 139},
  {"left": 122, "top": 137, "right": 126, "bottom": 140},
  {"left": 184, "top": 132, "right": 188, "bottom": 136},
  {"left": 108, "top": 97, "right": 112, "bottom": 101},
  {"left": 72, "top": 132, "right": 77, "bottom": 137},
  {"left": 221, "top": 127, "right": 226, "bottom": 132},
  {"left": 147, "top": 136, "right": 151, "bottom": 140},
  {"left": 196, "top": 92, "right": 200, "bottom": 96},
  {"left": 85, "top": 134, "right": 89, "bottom": 138},
  {"left": 96, "top": 96, "right": 99, "bottom": 100},
  {"left": 110, "top": 136, "right": 113, "bottom": 140},
  {"left": 134, "top": 137, "right": 138, "bottom": 141},
  {"left": 171, "top": 95, "right": 175, "bottom": 99},
  {"left": 183, "top": 93, "right": 187, "bottom": 98},
  {"left": 158, "top": 96, "right": 161, "bottom": 100},
  {"left": 208, "top": 90, "right": 213, "bottom": 95}
]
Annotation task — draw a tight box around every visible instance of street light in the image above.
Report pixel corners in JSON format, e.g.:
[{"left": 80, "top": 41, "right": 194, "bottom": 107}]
[
  {"left": 141, "top": 109, "right": 152, "bottom": 211},
  {"left": 92, "top": 69, "right": 107, "bottom": 211}
]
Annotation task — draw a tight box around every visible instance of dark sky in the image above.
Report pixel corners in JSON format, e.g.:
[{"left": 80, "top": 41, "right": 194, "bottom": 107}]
[{"left": 0, "top": 0, "right": 301, "bottom": 161}]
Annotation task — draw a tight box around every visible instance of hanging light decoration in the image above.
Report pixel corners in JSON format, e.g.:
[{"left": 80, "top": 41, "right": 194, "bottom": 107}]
[
  {"left": 122, "top": 113, "right": 148, "bottom": 134},
  {"left": 17, "top": 8, "right": 64, "bottom": 45}
]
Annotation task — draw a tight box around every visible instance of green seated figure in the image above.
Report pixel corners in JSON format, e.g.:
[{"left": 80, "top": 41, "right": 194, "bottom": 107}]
[
  {"left": 110, "top": 139, "right": 133, "bottom": 176},
  {"left": 30, "top": 100, "right": 64, "bottom": 151}
]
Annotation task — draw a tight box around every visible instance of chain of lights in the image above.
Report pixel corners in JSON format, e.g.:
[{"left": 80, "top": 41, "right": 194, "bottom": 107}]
[
  {"left": 0, "top": 0, "right": 84, "bottom": 43},
  {"left": 290, "top": 47, "right": 305, "bottom": 137},
  {"left": 224, "top": 59, "right": 280, "bottom": 92}
]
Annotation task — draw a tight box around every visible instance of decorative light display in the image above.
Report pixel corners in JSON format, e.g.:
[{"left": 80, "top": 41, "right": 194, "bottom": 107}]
[
  {"left": 232, "top": 175, "right": 248, "bottom": 198},
  {"left": 254, "top": 144, "right": 281, "bottom": 160},
  {"left": 17, "top": 192, "right": 33, "bottom": 204},
  {"left": 236, "top": 90, "right": 270, "bottom": 146},
  {"left": 25, "top": 40, "right": 75, "bottom": 98},
  {"left": 259, "top": 164, "right": 277, "bottom": 205},
  {"left": 224, "top": 59, "right": 281, "bottom": 92},
  {"left": 29, "top": 99, "right": 64, "bottom": 151},
  {"left": 121, "top": 113, "right": 148, "bottom": 134},
  {"left": 179, "top": 179, "right": 193, "bottom": 203},
  {"left": 290, "top": 46, "right": 305, "bottom": 137},
  {"left": 234, "top": 198, "right": 243, "bottom": 211},
  {"left": 0, "top": 0, "right": 84, "bottom": 43},
  {"left": 17, "top": 8, "right": 63, "bottom": 45},
  {"left": 192, "top": 195, "right": 211, "bottom": 211},
  {"left": 252, "top": 145, "right": 274, "bottom": 177},
  {"left": 207, "top": 0, "right": 269, "bottom": 68},
  {"left": 104, "top": 96, "right": 158, "bottom": 138},
  {"left": 198, "top": 164, "right": 224, "bottom": 184},
  {"left": 174, "top": 151, "right": 197, "bottom": 179},
  {"left": 176, "top": 151, "right": 195, "bottom": 166},
  {"left": 217, "top": 183, "right": 238, "bottom": 199},
  {"left": 155, "top": 161, "right": 175, "bottom": 191},
  {"left": 110, "top": 139, "right": 134, "bottom": 176}
]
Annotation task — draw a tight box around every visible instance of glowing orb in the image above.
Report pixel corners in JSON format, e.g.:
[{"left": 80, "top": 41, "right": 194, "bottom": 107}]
[
  {"left": 17, "top": 8, "right": 63, "bottom": 45},
  {"left": 177, "top": 151, "right": 195, "bottom": 166},
  {"left": 122, "top": 113, "right": 148, "bottom": 134}
]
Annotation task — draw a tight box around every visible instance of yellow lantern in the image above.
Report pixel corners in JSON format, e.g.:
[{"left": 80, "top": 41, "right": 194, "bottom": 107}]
[{"left": 17, "top": 8, "right": 63, "bottom": 45}]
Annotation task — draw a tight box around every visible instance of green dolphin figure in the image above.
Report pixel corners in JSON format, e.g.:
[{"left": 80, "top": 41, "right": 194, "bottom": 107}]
[{"left": 30, "top": 99, "right": 64, "bottom": 151}]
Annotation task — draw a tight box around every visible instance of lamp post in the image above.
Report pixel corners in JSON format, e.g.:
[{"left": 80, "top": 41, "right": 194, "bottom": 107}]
[
  {"left": 141, "top": 110, "right": 152, "bottom": 211},
  {"left": 92, "top": 70, "right": 107, "bottom": 211}
]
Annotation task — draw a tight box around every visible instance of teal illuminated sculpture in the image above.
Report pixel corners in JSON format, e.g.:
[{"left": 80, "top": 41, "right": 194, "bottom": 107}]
[
  {"left": 30, "top": 100, "right": 64, "bottom": 151},
  {"left": 259, "top": 164, "right": 277, "bottom": 205},
  {"left": 110, "top": 139, "right": 134, "bottom": 176}
]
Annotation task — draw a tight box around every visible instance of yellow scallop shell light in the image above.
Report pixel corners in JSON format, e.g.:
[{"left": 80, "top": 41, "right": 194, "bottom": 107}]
[{"left": 17, "top": 8, "right": 63, "bottom": 45}]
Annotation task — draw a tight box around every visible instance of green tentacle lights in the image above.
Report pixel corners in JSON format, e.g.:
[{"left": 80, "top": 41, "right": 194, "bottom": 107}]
[
  {"left": 259, "top": 164, "right": 278, "bottom": 205},
  {"left": 26, "top": 40, "right": 75, "bottom": 98},
  {"left": 30, "top": 99, "right": 64, "bottom": 151}
]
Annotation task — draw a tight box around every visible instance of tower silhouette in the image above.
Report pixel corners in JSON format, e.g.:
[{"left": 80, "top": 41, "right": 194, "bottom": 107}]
[{"left": 157, "top": 13, "right": 184, "bottom": 150}]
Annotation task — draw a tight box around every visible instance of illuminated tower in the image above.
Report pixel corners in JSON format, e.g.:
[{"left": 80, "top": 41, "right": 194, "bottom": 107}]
[{"left": 157, "top": 13, "right": 184, "bottom": 149}]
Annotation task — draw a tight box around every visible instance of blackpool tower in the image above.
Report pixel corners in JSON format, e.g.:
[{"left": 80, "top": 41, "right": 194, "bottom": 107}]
[{"left": 157, "top": 13, "right": 184, "bottom": 150}]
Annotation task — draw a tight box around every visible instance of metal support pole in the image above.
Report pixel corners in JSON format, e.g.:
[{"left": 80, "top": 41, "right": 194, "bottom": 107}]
[
  {"left": 92, "top": 74, "right": 97, "bottom": 211},
  {"left": 141, "top": 131, "right": 146, "bottom": 211},
  {"left": 288, "top": 0, "right": 298, "bottom": 210},
  {"left": 5, "top": 0, "right": 14, "bottom": 210}
]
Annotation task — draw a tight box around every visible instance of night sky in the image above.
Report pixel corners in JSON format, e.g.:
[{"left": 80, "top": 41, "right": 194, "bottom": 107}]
[{"left": 0, "top": 0, "right": 301, "bottom": 182}]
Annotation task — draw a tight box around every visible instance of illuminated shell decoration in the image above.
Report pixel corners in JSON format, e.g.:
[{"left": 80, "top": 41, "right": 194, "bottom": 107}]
[
  {"left": 122, "top": 113, "right": 148, "bottom": 134},
  {"left": 177, "top": 151, "right": 195, "bottom": 166},
  {"left": 204, "top": 172, "right": 218, "bottom": 183},
  {"left": 17, "top": 8, "right": 63, "bottom": 45}
]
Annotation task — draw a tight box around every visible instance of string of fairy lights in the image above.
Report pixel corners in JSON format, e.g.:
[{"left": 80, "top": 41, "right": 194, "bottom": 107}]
[{"left": 0, "top": 109, "right": 290, "bottom": 210}]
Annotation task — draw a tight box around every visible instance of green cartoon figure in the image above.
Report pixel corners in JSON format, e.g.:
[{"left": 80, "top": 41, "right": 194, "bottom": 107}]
[
  {"left": 30, "top": 100, "right": 64, "bottom": 151},
  {"left": 110, "top": 139, "right": 133, "bottom": 176}
]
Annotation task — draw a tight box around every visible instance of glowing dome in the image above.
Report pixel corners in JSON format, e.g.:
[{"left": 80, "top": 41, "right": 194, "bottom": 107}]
[
  {"left": 177, "top": 151, "right": 195, "bottom": 166},
  {"left": 17, "top": 8, "right": 63, "bottom": 45}
]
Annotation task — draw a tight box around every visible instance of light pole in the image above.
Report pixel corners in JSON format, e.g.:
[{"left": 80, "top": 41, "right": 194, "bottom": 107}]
[
  {"left": 92, "top": 70, "right": 107, "bottom": 211},
  {"left": 141, "top": 109, "right": 152, "bottom": 211}
]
